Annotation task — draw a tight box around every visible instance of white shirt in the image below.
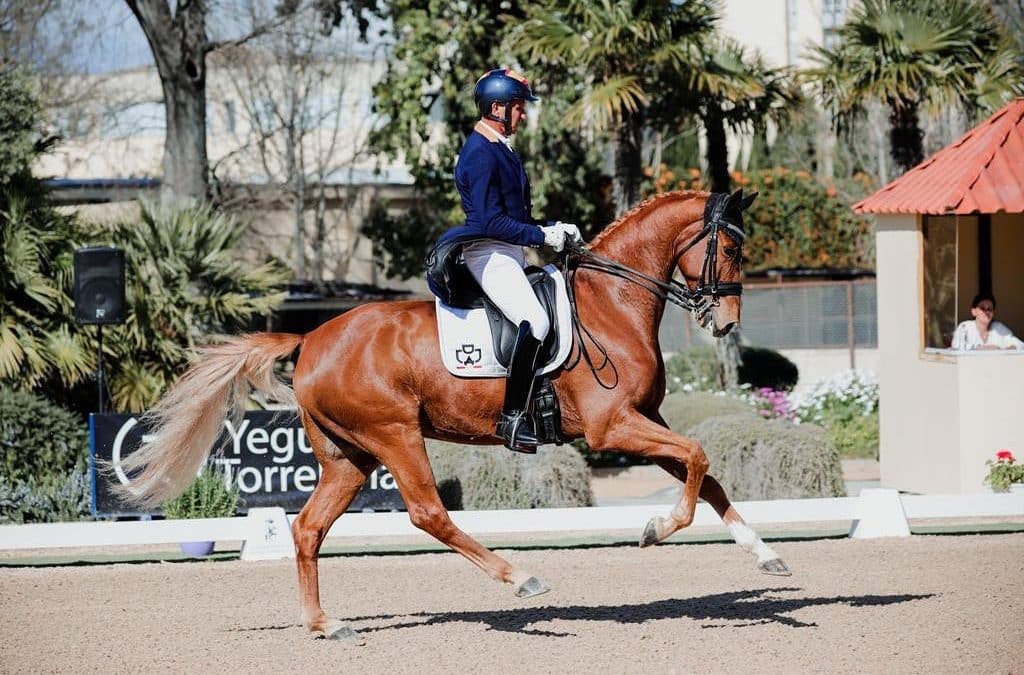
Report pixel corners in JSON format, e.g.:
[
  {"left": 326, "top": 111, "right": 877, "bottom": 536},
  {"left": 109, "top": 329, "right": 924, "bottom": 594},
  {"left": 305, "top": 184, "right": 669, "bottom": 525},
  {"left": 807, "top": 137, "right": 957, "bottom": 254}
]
[
  {"left": 473, "top": 120, "right": 514, "bottom": 152},
  {"left": 951, "top": 320, "right": 1024, "bottom": 351}
]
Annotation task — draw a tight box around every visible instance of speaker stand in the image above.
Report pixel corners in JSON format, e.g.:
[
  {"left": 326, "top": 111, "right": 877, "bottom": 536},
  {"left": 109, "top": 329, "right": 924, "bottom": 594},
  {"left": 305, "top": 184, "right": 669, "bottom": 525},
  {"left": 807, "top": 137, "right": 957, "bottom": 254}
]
[{"left": 96, "top": 324, "right": 105, "bottom": 414}]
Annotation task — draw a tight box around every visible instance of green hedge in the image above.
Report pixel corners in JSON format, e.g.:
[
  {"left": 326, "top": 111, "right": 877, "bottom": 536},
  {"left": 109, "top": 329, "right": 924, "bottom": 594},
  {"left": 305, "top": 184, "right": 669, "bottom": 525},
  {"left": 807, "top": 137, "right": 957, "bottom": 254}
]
[
  {"left": 575, "top": 391, "right": 758, "bottom": 468},
  {"left": 826, "top": 409, "right": 879, "bottom": 459},
  {"left": 426, "top": 440, "right": 593, "bottom": 510},
  {"left": 666, "top": 346, "right": 799, "bottom": 393},
  {"left": 0, "top": 388, "right": 91, "bottom": 523},
  {"left": 687, "top": 414, "right": 846, "bottom": 500},
  {"left": 0, "top": 471, "right": 91, "bottom": 524},
  {"left": 660, "top": 391, "right": 758, "bottom": 435},
  {"left": 1, "top": 387, "right": 87, "bottom": 484}
]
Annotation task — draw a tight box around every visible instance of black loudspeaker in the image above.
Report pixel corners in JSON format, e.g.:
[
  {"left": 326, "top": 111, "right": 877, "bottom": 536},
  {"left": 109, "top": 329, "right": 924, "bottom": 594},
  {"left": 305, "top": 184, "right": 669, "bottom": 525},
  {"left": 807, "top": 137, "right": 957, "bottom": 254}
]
[{"left": 74, "top": 247, "right": 126, "bottom": 325}]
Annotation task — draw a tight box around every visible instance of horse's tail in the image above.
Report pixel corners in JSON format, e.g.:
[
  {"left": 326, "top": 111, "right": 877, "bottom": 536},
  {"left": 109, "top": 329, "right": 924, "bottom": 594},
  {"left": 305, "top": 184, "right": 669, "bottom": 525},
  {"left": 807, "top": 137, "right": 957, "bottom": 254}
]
[{"left": 115, "top": 332, "right": 304, "bottom": 509}]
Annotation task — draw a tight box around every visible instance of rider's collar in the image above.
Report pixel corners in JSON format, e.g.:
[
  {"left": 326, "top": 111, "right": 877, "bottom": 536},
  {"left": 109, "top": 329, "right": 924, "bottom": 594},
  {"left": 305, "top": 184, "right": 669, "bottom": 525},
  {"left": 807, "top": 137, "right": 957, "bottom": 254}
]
[{"left": 474, "top": 121, "right": 514, "bottom": 151}]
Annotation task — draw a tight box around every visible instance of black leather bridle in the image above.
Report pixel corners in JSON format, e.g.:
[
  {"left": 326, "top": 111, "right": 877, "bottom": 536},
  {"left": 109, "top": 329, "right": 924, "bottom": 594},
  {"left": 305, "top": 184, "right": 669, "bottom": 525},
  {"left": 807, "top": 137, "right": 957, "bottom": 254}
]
[{"left": 560, "top": 192, "right": 746, "bottom": 386}]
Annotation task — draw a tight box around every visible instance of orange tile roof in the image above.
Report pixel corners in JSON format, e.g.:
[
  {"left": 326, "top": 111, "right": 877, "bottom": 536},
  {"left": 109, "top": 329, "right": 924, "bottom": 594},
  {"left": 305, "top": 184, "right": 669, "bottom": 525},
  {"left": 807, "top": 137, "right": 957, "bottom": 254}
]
[{"left": 854, "top": 97, "right": 1024, "bottom": 215}]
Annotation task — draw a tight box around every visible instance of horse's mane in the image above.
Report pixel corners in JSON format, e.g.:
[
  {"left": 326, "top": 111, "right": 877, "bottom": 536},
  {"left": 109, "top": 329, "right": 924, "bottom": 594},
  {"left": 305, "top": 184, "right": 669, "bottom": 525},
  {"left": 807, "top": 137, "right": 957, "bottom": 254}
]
[{"left": 589, "top": 190, "right": 710, "bottom": 247}]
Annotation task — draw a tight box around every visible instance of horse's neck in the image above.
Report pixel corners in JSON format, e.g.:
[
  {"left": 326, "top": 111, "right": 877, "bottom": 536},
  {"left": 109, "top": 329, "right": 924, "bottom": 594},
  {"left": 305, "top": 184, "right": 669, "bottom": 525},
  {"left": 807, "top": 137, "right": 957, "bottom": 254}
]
[
  {"left": 582, "top": 195, "right": 704, "bottom": 343},
  {"left": 592, "top": 195, "right": 703, "bottom": 280}
]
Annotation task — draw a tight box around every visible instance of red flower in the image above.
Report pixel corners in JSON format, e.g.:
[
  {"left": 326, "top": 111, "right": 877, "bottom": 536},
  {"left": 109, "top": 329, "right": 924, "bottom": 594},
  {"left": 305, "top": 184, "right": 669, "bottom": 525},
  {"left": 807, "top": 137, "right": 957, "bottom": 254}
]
[{"left": 996, "top": 449, "right": 1015, "bottom": 463}]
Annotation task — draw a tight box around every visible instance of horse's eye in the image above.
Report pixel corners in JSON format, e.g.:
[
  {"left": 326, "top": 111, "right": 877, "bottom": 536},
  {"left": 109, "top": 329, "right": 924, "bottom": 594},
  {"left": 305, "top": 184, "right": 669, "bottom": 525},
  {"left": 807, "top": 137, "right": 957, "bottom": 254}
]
[{"left": 724, "top": 246, "right": 739, "bottom": 260}]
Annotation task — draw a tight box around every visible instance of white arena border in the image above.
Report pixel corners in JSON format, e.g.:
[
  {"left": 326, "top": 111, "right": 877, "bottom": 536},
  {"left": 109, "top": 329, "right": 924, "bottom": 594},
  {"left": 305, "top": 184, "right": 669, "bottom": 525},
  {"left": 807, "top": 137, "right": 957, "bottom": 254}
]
[{"left": 0, "top": 489, "right": 1021, "bottom": 561}]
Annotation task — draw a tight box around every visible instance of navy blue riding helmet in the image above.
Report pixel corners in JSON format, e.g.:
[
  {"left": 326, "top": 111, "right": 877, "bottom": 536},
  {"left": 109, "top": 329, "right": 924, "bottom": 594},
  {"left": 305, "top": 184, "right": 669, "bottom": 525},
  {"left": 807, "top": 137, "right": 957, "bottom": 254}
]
[{"left": 474, "top": 68, "right": 540, "bottom": 136}]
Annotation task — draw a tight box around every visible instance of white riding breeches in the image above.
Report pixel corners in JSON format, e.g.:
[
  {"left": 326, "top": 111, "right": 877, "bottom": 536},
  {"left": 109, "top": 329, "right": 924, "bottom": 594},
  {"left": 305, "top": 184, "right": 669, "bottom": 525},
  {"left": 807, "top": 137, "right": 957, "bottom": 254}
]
[{"left": 462, "top": 240, "right": 550, "bottom": 341}]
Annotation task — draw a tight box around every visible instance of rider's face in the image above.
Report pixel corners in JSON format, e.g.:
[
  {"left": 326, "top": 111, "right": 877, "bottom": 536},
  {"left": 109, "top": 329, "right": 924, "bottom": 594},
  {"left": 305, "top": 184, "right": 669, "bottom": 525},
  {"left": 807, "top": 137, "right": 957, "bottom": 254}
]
[{"left": 493, "top": 100, "right": 527, "bottom": 135}]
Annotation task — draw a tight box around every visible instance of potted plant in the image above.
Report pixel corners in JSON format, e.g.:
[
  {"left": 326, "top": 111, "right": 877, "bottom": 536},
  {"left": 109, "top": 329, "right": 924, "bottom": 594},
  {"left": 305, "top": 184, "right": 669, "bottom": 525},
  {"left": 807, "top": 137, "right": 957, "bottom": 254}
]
[
  {"left": 163, "top": 464, "right": 240, "bottom": 556},
  {"left": 983, "top": 449, "right": 1024, "bottom": 494}
]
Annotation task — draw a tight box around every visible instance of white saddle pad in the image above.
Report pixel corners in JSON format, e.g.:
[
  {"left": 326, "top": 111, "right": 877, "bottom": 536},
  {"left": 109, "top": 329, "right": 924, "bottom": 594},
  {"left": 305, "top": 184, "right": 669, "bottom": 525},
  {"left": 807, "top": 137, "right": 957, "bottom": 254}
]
[{"left": 435, "top": 264, "right": 573, "bottom": 378}]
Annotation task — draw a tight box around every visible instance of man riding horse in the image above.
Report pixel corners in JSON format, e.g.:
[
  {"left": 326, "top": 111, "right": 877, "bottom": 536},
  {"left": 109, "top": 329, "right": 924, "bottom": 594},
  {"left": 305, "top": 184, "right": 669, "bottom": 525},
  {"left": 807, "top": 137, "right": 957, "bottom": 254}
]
[{"left": 427, "top": 68, "right": 581, "bottom": 453}]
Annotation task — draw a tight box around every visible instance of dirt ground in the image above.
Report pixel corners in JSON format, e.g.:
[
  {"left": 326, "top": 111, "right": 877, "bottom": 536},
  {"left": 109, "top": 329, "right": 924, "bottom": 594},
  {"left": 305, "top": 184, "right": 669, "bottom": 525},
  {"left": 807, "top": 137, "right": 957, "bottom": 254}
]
[{"left": 1, "top": 533, "right": 1022, "bottom": 674}]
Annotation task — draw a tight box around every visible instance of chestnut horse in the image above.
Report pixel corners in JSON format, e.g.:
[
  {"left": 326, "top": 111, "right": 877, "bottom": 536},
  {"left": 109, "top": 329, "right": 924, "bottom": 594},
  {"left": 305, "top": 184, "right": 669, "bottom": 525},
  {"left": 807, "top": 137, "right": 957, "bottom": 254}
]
[{"left": 120, "top": 189, "right": 789, "bottom": 641}]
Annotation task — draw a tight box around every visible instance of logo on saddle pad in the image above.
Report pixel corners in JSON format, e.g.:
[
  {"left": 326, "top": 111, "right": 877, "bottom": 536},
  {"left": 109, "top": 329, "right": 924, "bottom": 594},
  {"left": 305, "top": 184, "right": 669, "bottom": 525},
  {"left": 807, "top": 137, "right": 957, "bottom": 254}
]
[
  {"left": 435, "top": 264, "right": 573, "bottom": 378},
  {"left": 455, "top": 343, "right": 483, "bottom": 367}
]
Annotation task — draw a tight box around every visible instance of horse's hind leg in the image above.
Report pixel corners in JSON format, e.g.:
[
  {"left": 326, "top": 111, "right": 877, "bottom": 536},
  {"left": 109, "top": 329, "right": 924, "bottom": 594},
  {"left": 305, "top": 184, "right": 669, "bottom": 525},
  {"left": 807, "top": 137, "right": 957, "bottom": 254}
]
[
  {"left": 292, "top": 414, "right": 380, "bottom": 640},
  {"left": 651, "top": 456, "right": 791, "bottom": 576},
  {"left": 367, "top": 423, "right": 549, "bottom": 598}
]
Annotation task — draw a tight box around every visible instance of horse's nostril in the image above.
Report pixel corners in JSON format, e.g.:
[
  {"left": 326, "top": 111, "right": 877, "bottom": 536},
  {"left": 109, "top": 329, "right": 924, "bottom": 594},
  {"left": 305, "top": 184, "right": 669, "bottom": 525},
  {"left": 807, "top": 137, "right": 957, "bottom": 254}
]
[{"left": 714, "top": 320, "right": 738, "bottom": 338}]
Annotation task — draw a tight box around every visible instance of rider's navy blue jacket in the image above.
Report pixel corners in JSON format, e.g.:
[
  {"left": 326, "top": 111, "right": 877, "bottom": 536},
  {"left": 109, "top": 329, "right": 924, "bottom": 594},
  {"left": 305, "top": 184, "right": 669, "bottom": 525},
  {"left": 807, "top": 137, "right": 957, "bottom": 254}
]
[{"left": 427, "top": 124, "right": 546, "bottom": 300}]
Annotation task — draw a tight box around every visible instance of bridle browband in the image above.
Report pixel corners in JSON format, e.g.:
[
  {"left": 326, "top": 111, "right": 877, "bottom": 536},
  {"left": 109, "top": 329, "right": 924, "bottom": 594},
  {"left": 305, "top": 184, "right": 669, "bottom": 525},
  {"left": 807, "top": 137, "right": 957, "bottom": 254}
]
[{"left": 560, "top": 192, "right": 746, "bottom": 386}]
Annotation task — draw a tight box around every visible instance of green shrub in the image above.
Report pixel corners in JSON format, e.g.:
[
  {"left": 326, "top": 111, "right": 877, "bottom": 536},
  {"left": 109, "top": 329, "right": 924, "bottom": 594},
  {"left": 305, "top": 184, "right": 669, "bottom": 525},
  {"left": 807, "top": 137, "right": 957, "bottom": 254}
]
[
  {"left": 738, "top": 346, "right": 799, "bottom": 391},
  {"left": 163, "top": 465, "right": 240, "bottom": 519},
  {"left": 426, "top": 441, "right": 593, "bottom": 510},
  {"left": 794, "top": 370, "right": 879, "bottom": 459},
  {"left": 688, "top": 414, "right": 846, "bottom": 500},
  {"left": 665, "top": 345, "right": 799, "bottom": 393},
  {"left": 665, "top": 346, "right": 719, "bottom": 392},
  {"left": 0, "top": 388, "right": 91, "bottom": 523},
  {"left": 0, "top": 387, "right": 88, "bottom": 485},
  {"left": 659, "top": 391, "right": 758, "bottom": 436},
  {"left": 0, "top": 470, "right": 91, "bottom": 524},
  {"left": 827, "top": 409, "right": 879, "bottom": 459}
]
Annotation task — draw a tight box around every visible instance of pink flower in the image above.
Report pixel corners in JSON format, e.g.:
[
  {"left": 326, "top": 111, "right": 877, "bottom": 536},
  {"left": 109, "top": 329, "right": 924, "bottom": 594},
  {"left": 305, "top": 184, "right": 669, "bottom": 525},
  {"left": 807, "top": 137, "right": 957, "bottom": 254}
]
[{"left": 996, "top": 449, "right": 1015, "bottom": 463}]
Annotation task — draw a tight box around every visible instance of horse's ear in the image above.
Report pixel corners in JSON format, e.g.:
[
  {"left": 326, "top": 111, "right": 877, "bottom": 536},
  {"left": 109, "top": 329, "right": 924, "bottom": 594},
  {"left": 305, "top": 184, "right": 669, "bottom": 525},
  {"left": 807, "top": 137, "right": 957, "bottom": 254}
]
[
  {"left": 740, "top": 191, "right": 759, "bottom": 211},
  {"left": 729, "top": 188, "right": 743, "bottom": 204}
]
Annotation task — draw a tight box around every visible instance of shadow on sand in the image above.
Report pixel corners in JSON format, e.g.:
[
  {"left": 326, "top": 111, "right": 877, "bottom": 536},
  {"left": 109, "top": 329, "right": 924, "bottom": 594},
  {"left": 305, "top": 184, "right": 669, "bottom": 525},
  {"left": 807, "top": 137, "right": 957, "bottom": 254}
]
[{"left": 339, "top": 587, "right": 935, "bottom": 637}]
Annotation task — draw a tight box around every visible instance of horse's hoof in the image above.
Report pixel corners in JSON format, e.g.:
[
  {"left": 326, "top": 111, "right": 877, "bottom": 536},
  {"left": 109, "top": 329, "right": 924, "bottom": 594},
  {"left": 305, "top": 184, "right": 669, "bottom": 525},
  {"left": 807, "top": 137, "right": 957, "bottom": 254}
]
[
  {"left": 515, "top": 576, "right": 550, "bottom": 598},
  {"left": 758, "top": 558, "right": 792, "bottom": 576},
  {"left": 639, "top": 517, "right": 661, "bottom": 548},
  {"left": 321, "top": 625, "right": 364, "bottom": 644}
]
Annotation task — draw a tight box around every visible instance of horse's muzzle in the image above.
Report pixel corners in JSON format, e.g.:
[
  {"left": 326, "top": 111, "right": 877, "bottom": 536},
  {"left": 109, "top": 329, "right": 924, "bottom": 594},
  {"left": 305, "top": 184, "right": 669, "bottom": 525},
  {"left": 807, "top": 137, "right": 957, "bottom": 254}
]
[{"left": 712, "top": 320, "right": 738, "bottom": 338}]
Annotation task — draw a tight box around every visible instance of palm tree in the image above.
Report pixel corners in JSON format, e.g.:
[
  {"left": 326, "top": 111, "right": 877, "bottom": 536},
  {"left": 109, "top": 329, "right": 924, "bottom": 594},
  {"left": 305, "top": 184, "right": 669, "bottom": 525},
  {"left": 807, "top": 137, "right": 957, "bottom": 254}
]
[
  {"left": 511, "top": 0, "right": 717, "bottom": 215},
  {"left": 0, "top": 192, "right": 92, "bottom": 391},
  {"left": 102, "top": 201, "right": 289, "bottom": 411},
  {"left": 808, "top": 0, "right": 1023, "bottom": 175},
  {"left": 656, "top": 35, "right": 799, "bottom": 193}
]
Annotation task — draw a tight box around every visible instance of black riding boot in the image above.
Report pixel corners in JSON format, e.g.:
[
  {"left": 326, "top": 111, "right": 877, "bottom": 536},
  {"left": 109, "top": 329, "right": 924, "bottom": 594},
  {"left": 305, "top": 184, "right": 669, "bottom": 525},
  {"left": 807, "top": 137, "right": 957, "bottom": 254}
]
[{"left": 496, "top": 321, "right": 543, "bottom": 453}]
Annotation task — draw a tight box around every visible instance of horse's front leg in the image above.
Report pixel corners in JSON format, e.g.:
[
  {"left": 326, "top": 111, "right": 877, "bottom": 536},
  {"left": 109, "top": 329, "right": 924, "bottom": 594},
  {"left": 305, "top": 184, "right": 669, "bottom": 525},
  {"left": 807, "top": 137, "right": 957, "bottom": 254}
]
[
  {"left": 645, "top": 412, "right": 791, "bottom": 575},
  {"left": 651, "top": 456, "right": 791, "bottom": 576},
  {"left": 586, "top": 411, "right": 708, "bottom": 545}
]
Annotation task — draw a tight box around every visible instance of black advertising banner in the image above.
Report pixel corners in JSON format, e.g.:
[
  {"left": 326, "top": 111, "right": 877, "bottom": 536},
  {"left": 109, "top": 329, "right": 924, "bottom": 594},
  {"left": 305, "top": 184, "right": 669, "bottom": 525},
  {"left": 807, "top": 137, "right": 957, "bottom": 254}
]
[{"left": 90, "top": 412, "right": 405, "bottom": 517}]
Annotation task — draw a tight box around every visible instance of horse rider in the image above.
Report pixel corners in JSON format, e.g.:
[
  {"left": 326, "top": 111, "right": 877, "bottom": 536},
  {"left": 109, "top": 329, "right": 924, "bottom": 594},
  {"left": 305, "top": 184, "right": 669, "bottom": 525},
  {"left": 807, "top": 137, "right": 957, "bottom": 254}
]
[{"left": 426, "top": 68, "right": 581, "bottom": 453}]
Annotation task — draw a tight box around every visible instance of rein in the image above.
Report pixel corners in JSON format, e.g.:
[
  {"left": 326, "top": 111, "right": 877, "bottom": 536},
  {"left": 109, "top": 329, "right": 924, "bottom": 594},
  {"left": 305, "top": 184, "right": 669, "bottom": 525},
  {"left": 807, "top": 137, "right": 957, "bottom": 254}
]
[{"left": 560, "top": 195, "right": 745, "bottom": 386}]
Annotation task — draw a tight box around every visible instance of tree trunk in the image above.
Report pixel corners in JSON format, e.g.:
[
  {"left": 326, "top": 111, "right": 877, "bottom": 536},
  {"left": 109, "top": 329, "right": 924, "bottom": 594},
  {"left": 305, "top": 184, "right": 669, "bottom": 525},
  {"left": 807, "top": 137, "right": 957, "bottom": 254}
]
[
  {"left": 888, "top": 98, "right": 924, "bottom": 175},
  {"left": 715, "top": 329, "right": 743, "bottom": 389},
  {"left": 126, "top": 0, "right": 210, "bottom": 205},
  {"left": 613, "top": 111, "right": 643, "bottom": 216},
  {"left": 704, "top": 100, "right": 730, "bottom": 193}
]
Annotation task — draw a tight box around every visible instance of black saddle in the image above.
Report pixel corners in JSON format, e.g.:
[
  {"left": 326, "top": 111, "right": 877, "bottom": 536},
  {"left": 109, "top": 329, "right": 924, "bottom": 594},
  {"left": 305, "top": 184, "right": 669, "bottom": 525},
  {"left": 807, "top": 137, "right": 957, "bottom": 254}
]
[
  {"left": 445, "top": 262, "right": 560, "bottom": 368},
  {"left": 428, "top": 241, "right": 566, "bottom": 445}
]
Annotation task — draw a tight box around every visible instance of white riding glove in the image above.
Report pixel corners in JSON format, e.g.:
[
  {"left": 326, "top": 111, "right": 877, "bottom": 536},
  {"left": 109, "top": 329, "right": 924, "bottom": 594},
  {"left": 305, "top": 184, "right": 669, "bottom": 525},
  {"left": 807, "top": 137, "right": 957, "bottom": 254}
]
[
  {"left": 540, "top": 223, "right": 568, "bottom": 252},
  {"left": 556, "top": 221, "right": 582, "bottom": 244}
]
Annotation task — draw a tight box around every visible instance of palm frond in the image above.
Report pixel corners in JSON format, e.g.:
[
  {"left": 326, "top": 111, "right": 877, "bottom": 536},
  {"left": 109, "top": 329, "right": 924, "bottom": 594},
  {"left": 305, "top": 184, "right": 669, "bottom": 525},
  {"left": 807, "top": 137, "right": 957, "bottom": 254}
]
[{"left": 565, "top": 76, "right": 649, "bottom": 130}]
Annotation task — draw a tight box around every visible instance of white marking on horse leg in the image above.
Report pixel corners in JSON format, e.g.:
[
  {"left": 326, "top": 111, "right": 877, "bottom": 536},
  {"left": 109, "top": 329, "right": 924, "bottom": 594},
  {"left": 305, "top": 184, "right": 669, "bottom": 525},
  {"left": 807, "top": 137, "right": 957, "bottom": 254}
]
[{"left": 728, "top": 521, "right": 778, "bottom": 564}]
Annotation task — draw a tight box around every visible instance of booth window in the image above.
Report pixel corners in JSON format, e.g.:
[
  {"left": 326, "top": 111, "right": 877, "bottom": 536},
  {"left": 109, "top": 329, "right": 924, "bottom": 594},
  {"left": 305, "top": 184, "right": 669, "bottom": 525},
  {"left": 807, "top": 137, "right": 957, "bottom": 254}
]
[{"left": 921, "top": 214, "right": 1023, "bottom": 350}]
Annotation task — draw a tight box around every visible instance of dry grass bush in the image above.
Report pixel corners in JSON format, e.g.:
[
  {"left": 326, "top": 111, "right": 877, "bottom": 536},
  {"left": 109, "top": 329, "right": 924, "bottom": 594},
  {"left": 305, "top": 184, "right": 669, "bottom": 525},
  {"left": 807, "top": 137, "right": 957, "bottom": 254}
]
[
  {"left": 688, "top": 414, "right": 846, "bottom": 500},
  {"left": 425, "top": 440, "right": 593, "bottom": 510},
  {"left": 660, "top": 391, "right": 757, "bottom": 435}
]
